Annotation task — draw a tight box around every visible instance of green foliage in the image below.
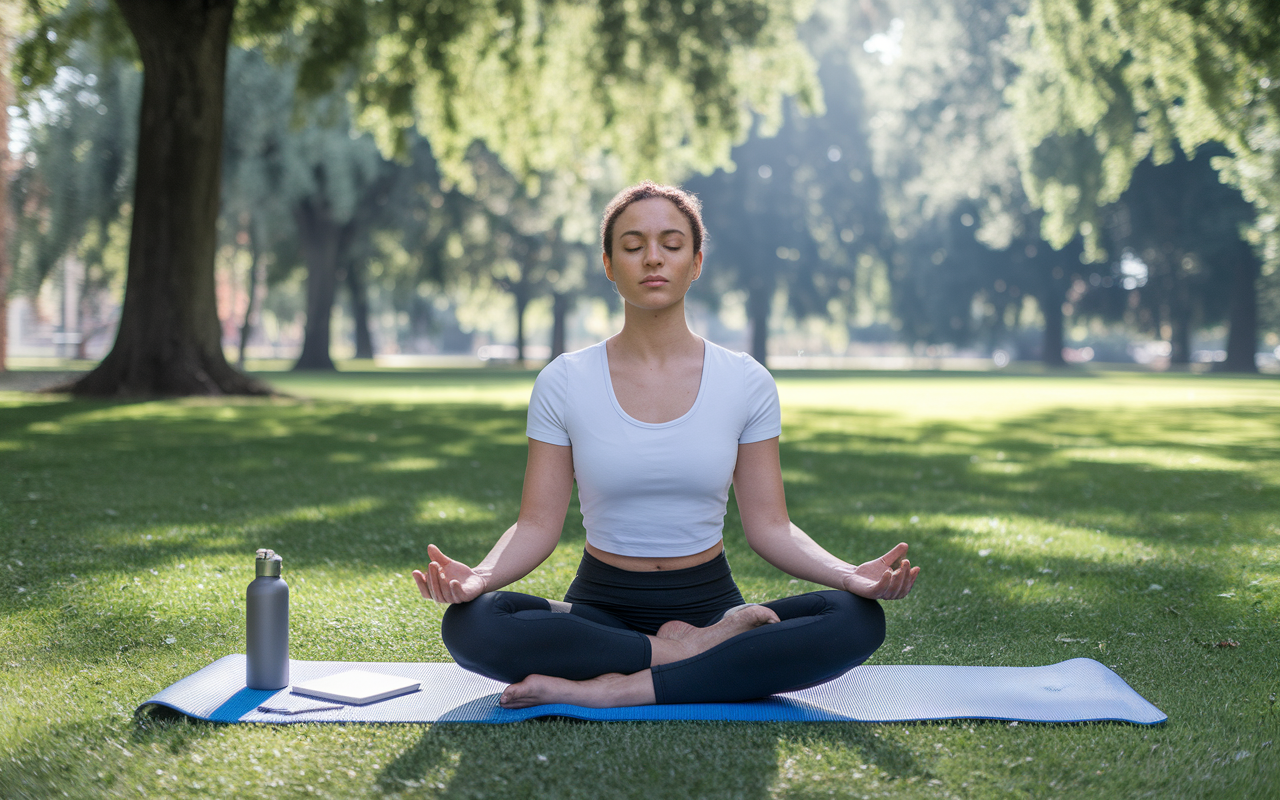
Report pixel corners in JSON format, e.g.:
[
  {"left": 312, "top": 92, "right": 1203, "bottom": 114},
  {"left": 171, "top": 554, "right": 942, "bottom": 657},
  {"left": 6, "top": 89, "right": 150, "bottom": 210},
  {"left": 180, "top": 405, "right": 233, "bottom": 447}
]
[
  {"left": 1, "top": 370, "right": 1278, "bottom": 797},
  {"left": 1100, "top": 144, "right": 1258, "bottom": 359},
  {"left": 13, "top": 0, "right": 135, "bottom": 99},
  {"left": 233, "top": 0, "right": 821, "bottom": 186},
  {"left": 1014, "top": 0, "right": 1280, "bottom": 267},
  {"left": 8, "top": 40, "right": 138, "bottom": 297}
]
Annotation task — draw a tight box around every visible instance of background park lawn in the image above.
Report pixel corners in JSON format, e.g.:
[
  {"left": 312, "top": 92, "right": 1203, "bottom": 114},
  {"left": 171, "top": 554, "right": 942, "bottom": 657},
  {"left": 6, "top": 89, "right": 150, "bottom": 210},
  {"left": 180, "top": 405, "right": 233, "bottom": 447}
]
[{"left": 0, "top": 368, "right": 1277, "bottom": 799}]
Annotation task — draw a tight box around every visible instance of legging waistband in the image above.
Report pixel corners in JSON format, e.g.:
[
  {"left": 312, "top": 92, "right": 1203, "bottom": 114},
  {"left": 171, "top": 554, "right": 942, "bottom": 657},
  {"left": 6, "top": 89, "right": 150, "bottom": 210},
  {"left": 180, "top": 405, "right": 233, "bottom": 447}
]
[
  {"left": 572, "top": 549, "right": 734, "bottom": 590},
  {"left": 564, "top": 549, "right": 745, "bottom": 632}
]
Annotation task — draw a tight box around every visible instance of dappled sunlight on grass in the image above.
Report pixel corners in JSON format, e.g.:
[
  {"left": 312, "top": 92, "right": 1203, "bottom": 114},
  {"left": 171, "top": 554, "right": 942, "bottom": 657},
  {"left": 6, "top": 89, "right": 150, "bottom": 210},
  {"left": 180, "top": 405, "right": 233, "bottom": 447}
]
[
  {"left": 375, "top": 456, "right": 444, "bottom": 472},
  {"left": 775, "top": 370, "right": 1280, "bottom": 419},
  {"left": 261, "top": 368, "right": 539, "bottom": 407}
]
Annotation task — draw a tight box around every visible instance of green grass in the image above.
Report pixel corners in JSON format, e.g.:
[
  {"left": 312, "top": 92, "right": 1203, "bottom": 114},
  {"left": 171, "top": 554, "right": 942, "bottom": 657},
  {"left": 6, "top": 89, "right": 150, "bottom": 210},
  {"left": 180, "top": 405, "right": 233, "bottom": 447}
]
[{"left": 1, "top": 368, "right": 1277, "bottom": 799}]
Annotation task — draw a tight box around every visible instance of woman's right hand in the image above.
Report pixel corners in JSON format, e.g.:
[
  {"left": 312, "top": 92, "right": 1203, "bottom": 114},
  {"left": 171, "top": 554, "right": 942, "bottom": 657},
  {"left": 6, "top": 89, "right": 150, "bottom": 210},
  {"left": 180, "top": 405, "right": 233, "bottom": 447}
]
[{"left": 413, "top": 544, "right": 489, "bottom": 604}]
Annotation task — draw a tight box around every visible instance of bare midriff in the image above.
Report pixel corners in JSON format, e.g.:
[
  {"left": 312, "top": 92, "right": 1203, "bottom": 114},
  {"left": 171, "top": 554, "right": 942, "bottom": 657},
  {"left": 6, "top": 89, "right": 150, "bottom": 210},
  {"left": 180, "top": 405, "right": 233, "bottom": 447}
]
[{"left": 585, "top": 539, "right": 724, "bottom": 572}]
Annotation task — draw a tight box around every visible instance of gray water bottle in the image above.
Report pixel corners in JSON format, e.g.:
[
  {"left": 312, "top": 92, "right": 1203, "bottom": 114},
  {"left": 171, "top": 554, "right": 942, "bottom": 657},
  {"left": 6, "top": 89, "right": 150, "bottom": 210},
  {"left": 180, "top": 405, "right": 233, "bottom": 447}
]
[{"left": 246, "top": 548, "right": 289, "bottom": 690}]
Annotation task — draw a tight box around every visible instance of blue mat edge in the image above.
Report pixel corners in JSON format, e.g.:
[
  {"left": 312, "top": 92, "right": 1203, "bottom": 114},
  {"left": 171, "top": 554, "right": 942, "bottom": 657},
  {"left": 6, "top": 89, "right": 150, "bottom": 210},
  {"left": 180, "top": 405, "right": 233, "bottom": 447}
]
[
  {"left": 137, "top": 699, "right": 1166, "bottom": 726},
  {"left": 136, "top": 656, "right": 1168, "bottom": 726}
]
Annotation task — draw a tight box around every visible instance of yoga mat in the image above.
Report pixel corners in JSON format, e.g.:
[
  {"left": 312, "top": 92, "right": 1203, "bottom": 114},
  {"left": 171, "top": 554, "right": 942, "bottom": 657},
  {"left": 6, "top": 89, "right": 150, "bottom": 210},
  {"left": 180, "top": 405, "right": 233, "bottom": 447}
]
[{"left": 137, "top": 656, "right": 1166, "bottom": 725}]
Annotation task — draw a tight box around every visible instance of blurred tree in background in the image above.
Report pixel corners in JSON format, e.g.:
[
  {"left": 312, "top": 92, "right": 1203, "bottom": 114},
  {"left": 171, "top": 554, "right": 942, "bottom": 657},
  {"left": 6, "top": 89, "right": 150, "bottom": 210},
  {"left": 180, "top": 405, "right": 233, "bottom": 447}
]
[
  {"left": 853, "top": 0, "right": 1090, "bottom": 365},
  {"left": 1101, "top": 144, "right": 1258, "bottom": 366},
  {"left": 687, "top": 4, "right": 883, "bottom": 366},
  {"left": 0, "top": 5, "right": 15, "bottom": 374},
  {"left": 9, "top": 40, "right": 137, "bottom": 360},
  {"left": 1011, "top": 0, "right": 1278, "bottom": 371},
  {"left": 14, "top": 0, "right": 816, "bottom": 395}
]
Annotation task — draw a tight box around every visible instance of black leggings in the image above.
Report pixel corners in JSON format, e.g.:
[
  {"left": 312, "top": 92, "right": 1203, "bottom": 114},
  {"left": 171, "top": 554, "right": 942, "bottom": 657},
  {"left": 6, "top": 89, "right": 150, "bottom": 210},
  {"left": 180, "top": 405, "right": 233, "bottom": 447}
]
[{"left": 441, "top": 551, "right": 886, "bottom": 704}]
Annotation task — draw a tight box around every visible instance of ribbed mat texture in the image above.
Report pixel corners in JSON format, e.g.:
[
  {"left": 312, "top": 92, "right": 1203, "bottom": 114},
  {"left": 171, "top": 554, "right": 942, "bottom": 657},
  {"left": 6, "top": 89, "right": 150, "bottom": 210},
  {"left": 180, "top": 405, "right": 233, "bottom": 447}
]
[{"left": 136, "top": 656, "right": 1165, "bottom": 725}]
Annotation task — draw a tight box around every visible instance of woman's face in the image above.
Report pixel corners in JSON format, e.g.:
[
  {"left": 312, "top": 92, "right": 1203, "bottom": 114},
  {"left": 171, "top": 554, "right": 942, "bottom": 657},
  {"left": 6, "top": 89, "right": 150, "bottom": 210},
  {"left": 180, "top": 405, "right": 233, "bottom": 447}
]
[{"left": 604, "top": 197, "right": 703, "bottom": 313}]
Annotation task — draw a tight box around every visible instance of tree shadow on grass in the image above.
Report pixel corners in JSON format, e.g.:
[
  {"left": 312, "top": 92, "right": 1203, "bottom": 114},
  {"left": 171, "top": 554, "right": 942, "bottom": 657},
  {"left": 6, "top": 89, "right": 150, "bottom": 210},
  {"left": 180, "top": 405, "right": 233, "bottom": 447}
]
[
  {"left": 5, "top": 397, "right": 1275, "bottom": 577},
  {"left": 377, "top": 719, "right": 925, "bottom": 800},
  {"left": 775, "top": 404, "right": 1280, "bottom": 543}
]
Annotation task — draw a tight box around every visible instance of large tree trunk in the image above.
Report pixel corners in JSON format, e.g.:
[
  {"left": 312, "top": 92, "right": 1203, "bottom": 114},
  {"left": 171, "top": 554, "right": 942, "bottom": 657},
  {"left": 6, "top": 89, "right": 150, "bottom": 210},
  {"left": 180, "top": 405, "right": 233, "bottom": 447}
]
[
  {"left": 1038, "top": 285, "right": 1066, "bottom": 367},
  {"left": 551, "top": 291, "right": 571, "bottom": 360},
  {"left": 1220, "top": 248, "right": 1259, "bottom": 373},
  {"left": 345, "top": 259, "right": 375, "bottom": 359},
  {"left": 292, "top": 193, "right": 343, "bottom": 371},
  {"left": 747, "top": 276, "right": 773, "bottom": 367},
  {"left": 69, "top": 0, "right": 266, "bottom": 395}
]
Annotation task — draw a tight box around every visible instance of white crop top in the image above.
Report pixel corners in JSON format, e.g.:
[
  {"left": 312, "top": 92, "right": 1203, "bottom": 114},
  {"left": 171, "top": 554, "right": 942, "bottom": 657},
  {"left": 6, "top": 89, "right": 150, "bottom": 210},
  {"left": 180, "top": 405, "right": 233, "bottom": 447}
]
[{"left": 526, "top": 338, "right": 781, "bottom": 557}]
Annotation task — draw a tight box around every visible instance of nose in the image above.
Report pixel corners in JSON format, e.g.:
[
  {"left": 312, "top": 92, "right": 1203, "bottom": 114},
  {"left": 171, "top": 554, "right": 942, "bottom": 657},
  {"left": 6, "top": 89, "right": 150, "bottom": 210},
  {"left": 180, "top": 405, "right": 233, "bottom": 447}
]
[{"left": 644, "top": 240, "right": 664, "bottom": 266}]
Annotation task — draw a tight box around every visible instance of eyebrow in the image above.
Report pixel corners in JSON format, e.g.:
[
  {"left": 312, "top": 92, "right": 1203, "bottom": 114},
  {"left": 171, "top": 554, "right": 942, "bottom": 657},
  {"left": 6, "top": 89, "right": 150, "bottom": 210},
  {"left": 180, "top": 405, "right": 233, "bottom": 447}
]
[{"left": 619, "top": 229, "right": 687, "bottom": 238}]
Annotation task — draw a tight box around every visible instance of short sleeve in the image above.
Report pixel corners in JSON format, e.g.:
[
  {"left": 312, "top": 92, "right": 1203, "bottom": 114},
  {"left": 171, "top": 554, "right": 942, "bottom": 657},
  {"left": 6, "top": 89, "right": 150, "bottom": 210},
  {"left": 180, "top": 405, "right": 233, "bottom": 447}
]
[
  {"left": 739, "top": 355, "right": 781, "bottom": 443},
  {"left": 526, "top": 357, "right": 572, "bottom": 446}
]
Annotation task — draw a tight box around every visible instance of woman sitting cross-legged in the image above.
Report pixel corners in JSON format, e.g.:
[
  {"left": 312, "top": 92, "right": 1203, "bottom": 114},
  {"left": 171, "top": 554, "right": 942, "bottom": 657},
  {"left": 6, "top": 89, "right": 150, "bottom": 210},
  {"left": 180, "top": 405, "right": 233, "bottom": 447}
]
[{"left": 413, "top": 181, "right": 919, "bottom": 709}]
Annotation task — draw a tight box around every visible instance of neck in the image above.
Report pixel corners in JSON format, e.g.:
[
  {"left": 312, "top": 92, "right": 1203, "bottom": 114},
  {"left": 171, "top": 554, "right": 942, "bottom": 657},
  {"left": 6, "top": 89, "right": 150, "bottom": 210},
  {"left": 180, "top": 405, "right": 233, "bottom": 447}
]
[{"left": 611, "top": 298, "right": 700, "bottom": 362}]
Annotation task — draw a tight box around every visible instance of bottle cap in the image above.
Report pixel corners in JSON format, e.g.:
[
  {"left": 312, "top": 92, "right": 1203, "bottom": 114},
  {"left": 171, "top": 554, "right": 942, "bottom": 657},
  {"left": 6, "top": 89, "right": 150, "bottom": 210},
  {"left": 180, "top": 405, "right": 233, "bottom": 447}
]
[{"left": 255, "top": 548, "right": 283, "bottom": 577}]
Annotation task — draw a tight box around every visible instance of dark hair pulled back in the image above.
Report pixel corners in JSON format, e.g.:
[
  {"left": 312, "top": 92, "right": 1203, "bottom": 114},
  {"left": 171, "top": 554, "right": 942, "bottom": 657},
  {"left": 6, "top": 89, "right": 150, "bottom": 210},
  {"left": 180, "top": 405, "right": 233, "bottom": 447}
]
[{"left": 600, "top": 181, "right": 707, "bottom": 258}]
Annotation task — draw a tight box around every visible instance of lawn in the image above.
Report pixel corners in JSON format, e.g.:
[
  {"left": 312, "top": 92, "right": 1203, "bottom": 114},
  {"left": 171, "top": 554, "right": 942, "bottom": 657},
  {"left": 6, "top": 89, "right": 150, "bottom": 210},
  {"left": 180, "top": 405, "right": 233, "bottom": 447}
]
[{"left": 0, "top": 367, "right": 1276, "bottom": 799}]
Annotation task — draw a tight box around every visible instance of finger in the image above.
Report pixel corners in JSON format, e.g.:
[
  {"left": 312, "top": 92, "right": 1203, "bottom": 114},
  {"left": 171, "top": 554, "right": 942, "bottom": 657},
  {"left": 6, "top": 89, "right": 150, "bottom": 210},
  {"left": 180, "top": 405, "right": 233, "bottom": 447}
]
[
  {"left": 428, "top": 562, "right": 447, "bottom": 603},
  {"left": 901, "top": 566, "right": 921, "bottom": 597},
  {"left": 447, "top": 579, "right": 466, "bottom": 604},
  {"left": 889, "top": 559, "right": 912, "bottom": 599},
  {"left": 427, "top": 543, "right": 452, "bottom": 566},
  {"left": 881, "top": 542, "right": 909, "bottom": 568},
  {"left": 441, "top": 576, "right": 459, "bottom": 604},
  {"left": 412, "top": 569, "right": 432, "bottom": 600},
  {"left": 872, "top": 568, "right": 893, "bottom": 597},
  {"left": 884, "top": 561, "right": 907, "bottom": 598},
  {"left": 433, "top": 563, "right": 453, "bottom": 604},
  {"left": 424, "top": 563, "right": 439, "bottom": 602}
]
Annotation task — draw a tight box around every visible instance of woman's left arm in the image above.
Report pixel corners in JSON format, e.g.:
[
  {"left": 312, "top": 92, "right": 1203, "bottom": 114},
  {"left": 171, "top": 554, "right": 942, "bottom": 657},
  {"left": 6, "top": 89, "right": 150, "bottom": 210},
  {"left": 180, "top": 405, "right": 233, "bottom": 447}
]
[{"left": 733, "top": 437, "right": 919, "bottom": 600}]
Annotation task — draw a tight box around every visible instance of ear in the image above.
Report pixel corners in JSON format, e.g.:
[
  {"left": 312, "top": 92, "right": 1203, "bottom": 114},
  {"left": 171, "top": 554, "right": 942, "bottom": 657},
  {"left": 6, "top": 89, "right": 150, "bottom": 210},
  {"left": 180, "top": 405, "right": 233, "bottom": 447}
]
[
  {"left": 603, "top": 250, "right": 615, "bottom": 282},
  {"left": 691, "top": 249, "right": 703, "bottom": 282}
]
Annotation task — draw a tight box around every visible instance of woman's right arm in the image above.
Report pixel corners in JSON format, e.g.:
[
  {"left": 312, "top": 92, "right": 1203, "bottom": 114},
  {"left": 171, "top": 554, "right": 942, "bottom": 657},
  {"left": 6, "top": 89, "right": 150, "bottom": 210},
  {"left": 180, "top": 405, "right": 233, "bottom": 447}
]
[{"left": 414, "top": 438, "right": 574, "bottom": 604}]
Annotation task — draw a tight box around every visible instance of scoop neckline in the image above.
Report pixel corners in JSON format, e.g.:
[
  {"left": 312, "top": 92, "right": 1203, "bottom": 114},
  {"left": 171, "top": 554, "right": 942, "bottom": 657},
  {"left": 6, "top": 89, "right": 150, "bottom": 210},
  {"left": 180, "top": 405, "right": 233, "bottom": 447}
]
[{"left": 600, "top": 338, "right": 710, "bottom": 428}]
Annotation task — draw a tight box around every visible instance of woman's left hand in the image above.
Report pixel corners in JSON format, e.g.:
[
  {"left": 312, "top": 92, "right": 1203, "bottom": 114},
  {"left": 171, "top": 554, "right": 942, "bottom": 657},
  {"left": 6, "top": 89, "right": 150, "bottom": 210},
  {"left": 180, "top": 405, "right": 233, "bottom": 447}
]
[{"left": 840, "top": 542, "right": 919, "bottom": 600}]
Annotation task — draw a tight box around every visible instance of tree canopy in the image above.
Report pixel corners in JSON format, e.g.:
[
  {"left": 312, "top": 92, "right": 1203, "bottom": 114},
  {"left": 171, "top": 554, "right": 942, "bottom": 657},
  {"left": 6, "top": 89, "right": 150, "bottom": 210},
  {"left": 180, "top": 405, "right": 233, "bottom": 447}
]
[{"left": 1012, "top": 0, "right": 1279, "bottom": 257}]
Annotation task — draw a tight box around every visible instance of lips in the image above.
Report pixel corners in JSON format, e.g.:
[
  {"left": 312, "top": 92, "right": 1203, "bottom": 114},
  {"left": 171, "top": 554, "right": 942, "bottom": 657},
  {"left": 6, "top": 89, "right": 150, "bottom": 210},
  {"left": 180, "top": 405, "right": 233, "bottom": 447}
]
[{"left": 641, "top": 276, "right": 668, "bottom": 286}]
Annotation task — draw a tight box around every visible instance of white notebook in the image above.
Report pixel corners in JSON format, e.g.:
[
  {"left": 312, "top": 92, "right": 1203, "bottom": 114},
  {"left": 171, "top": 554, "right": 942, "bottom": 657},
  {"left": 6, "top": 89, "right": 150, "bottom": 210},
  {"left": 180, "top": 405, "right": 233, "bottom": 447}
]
[{"left": 290, "top": 670, "right": 421, "bottom": 705}]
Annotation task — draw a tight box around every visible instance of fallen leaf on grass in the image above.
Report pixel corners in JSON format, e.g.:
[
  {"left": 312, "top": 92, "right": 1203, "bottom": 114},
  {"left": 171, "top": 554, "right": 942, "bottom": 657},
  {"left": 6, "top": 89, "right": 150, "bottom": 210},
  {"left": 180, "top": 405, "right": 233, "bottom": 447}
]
[{"left": 1215, "top": 640, "right": 1239, "bottom": 648}]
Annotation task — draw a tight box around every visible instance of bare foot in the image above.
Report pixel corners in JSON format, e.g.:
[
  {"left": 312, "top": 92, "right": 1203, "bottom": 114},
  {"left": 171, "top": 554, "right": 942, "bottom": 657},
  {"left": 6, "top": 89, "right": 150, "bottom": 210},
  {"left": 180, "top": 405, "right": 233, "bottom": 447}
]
[
  {"left": 649, "top": 604, "right": 779, "bottom": 667},
  {"left": 500, "top": 671, "right": 656, "bottom": 709}
]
